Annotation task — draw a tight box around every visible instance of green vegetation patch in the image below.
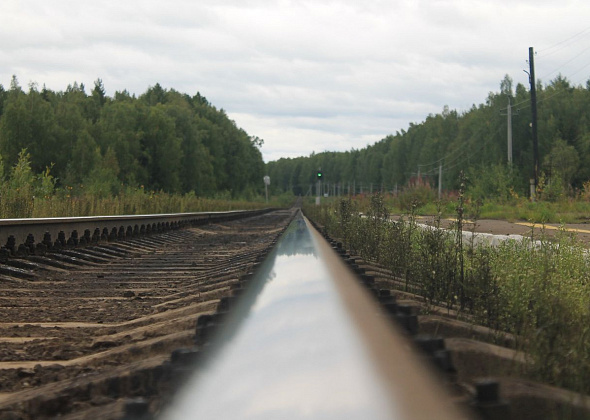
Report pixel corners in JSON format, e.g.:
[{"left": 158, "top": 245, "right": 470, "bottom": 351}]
[
  {"left": 0, "top": 77, "right": 265, "bottom": 201},
  {"left": 305, "top": 191, "right": 590, "bottom": 395}
]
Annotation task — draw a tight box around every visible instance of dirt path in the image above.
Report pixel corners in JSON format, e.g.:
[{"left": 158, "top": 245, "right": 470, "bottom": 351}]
[{"left": 414, "top": 216, "right": 590, "bottom": 246}]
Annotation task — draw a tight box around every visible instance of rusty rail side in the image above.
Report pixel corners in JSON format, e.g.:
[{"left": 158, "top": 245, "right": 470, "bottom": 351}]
[{"left": 0, "top": 209, "right": 275, "bottom": 260}]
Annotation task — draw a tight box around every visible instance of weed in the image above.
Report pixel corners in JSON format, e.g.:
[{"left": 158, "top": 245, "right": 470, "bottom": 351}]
[{"left": 303, "top": 188, "right": 590, "bottom": 396}]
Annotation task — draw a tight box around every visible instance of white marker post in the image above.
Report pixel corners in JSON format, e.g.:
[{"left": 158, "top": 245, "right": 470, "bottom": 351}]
[{"left": 263, "top": 175, "right": 270, "bottom": 203}]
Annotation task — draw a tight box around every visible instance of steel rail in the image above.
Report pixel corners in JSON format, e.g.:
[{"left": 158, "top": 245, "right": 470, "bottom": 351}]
[
  {"left": 0, "top": 209, "right": 273, "bottom": 259},
  {"left": 162, "top": 213, "right": 469, "bottom": 420}
]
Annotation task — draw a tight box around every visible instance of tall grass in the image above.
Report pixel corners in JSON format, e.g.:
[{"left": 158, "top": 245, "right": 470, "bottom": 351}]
[
  {"left": 0, "top": 187, "right": 273, "bottom": 219},
  {"left": 0, "top": 151, "right": 281, "bottom": 218},
  {"left": 304, "top": 192, "right": 590, "bottom": 394}
]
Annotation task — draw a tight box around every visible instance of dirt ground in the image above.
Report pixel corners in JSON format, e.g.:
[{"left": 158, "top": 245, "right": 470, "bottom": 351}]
[
  {"left": 414, "top": 216, "right": 590, "bottom": 246},
  {"left": 0, "top": 209, "right": 586, "bottom": 419},
  {"left": 0, "top": 209, "right": 295, "bottom": 419}
]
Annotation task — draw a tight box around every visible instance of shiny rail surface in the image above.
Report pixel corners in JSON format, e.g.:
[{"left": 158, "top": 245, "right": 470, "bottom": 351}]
[
  {"left": 162, "top": 213, "right": 467, "bottom": 420},
  {"left": 0, "top": 209, "right": 272, "bottom": 259},
  {"left": 0, "top": 209, "right": 295, "bottom": 419}
]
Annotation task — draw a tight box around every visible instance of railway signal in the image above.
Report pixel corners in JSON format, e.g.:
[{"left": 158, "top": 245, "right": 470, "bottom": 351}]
[{"left": 316, "top": 169, "right": 323, "bottom": 205}]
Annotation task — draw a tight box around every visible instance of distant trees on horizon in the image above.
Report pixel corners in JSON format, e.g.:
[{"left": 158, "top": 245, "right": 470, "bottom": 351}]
[{"left": 266, "top": 75, "right": 590, "bottom": 201}]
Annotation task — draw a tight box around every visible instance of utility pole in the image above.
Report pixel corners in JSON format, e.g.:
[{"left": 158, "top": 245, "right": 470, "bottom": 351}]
[
  {"left": 507, "top": 98, "right": 513, "bottom": 164},
  {"left": 438, "top": 163, "right": 442, "bottom": 199},
  {"left": 529, "top": 46, "right": 539, "bottom": 195},
  {"left": 500, "top": 97, "right": 518, "bottom": 164},
  {"left": 316, "top": 168, "right": 322, "bottom": 205}
]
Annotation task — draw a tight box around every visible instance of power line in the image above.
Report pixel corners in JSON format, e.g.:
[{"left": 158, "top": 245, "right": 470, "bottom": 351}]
[
  {"left": 405, "top": 124, "right": 505, "bottom": 178},
  {"left": 537, "top": 26, "right": 590, "bottom": 57},
  {"left": 539, "top": 44, "right": 590, "bottom": 80},
  {"left": 571, "top": 60, "right": 590, "bottom": 84},
  {"left": 413, "top": 112, "right": 505, "bottom": 172},
  {"left": 496, "top": 47, "right": 590, "bottom": 115},
  {"left": 512, "top": 88, "right": 566, "bottom": 114},
  {"left": 442, "top": 126, "right": 505, "bottom": 173}
]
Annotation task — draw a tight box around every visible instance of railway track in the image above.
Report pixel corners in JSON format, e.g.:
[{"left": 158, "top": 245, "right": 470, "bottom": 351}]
[
  {"left": 0, "top": 208, "right": 589, "bottom": 419},
  {"left": 0, "top": 209, "right": 294, "bottom": 419}
]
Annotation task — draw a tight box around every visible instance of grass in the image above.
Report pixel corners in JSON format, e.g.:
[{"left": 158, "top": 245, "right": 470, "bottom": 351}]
[
  {"left": 353, "top": 188, "right": 590, "bottom": 224},
  {"left": 303, "top": 191, "right": 590, "bottom": 398},
  {"left": 304, "top": 189, "right": 590, "bottom": 229},
  {"left": 0, "top": 187, "right": 289, "bottom": 219},
  {"left": 474, "top": 200, "right": 590, "bottom": 224},
  {"left": 0, "top": 150, "right": 291, "bottom": 219}
]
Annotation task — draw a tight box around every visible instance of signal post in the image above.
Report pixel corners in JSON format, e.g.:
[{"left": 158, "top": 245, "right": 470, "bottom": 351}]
[{"left": 316, "top": 169, "right": 322, "bottom": 205}]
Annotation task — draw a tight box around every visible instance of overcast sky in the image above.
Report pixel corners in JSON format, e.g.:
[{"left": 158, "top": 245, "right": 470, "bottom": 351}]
[{"left": 2, "top": 1, "right": 590, "bottom": 162}]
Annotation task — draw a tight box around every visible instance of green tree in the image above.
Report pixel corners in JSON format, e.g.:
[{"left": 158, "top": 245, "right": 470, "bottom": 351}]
[
  {"left": 0, "top": 79, "right": 31, "bottom": 167},
  {"left": 140, "top": 105, "right": 183, "bottom": 192},
  {"left": 83, "top": 146, "right": 121, "bottom": 198},
  {"left": 543, "top": 138, "right": 579, "bottom": 189},
  {"left": 87, "top": 78, "right": 107, "bottom": 123},
  {"left": 0, "top": 83, "right": 7, "bottom": 118},
  {"left": 97, "top": 100, "right": 146, "bottom": 186}
]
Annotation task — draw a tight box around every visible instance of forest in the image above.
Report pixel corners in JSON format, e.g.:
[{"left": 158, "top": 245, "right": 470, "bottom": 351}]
[
  {"left": 2, "top": 73, "right": 589, "bottom": 212},
  {"left": 0, "top": 76, "right": 265, "bottom": 200},
  {"left": 267, "top": 75, "right": 590, "bottom": 202}
]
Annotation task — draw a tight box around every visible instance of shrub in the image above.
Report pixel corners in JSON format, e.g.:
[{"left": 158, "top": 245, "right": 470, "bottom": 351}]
[{"left": 303, "top": 191, "right": 590, "bottom": 395}]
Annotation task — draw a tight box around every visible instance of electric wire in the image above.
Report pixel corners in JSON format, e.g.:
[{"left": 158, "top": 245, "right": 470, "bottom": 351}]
[
  {"left": 403, "top": 124, "right": 504, "bottom": 180},
  {"left": 412, "top": 111, "right": 505, "bottom": 173},
  {"left": 537, "top": 26, "right": 590, "bottom": 57},
  {"left": 570, "top": 60, "right": 590, "bottom": 83},
  {"left": 502, "top": 86, "right": 569, "bottom": 117},
  {"left": 436, "top": 125, "right": 505, "bottom": 175},
  {"left": 278, "top": 33, "right": 590, "bottom": 195},
  {"left": 539, "top": 44, "right": 590, "bottom": 81}
]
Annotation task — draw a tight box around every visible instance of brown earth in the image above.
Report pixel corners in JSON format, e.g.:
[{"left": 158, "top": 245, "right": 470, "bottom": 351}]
[
  {"left": 1, "top": 209, "right": 587, "bottom": 419},
  {"left": 0, "top": 209, "right": 295, "bottom": 419}
]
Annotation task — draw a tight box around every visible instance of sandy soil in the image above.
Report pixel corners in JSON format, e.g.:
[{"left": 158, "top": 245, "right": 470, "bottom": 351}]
[{"left": 414, "top": 216, "right": 590, "bottom": 246}]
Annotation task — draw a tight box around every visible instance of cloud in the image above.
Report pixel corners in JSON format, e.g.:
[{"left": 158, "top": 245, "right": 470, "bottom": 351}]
[{"left": 2, "top": 0, "right": 590, "bottom": 162}]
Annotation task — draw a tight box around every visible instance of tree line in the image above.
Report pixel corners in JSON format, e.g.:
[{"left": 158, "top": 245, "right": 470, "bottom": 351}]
[
  {"left": 0, "top": 77, "right": 265, "bottom": 199},
  {"left": 267, "top": 75, "right": 590, "bottom": 201}
]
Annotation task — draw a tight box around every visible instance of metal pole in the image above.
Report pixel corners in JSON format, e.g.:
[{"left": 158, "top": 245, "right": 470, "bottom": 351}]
[
  {"left": 316, "top": 180, "right": 321, "bottom": 205},
  {"left": 529, "top": 47, "right": 539, "bottom": 193},
  {"left": 507, "top": 98, "right": 513, "bottom": 164},
  {"left": 438, "top": 163, "right": 442, "bottom": 199}
]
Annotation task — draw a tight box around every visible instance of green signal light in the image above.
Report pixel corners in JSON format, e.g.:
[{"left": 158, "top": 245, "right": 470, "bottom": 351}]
[{"left": 317, "top": 172, "right": 322, "bottom": 178}]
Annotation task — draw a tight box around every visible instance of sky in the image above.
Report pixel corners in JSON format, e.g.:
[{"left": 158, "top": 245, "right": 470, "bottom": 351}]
[{"left": 2, "top": 1, "right": 590, "bottom": 162}]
